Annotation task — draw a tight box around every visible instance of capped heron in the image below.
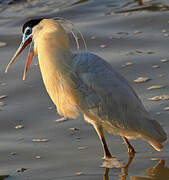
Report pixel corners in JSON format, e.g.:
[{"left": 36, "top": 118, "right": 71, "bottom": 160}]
[{"left": 5, "top": 19, "right": 167, "bottom": 159}]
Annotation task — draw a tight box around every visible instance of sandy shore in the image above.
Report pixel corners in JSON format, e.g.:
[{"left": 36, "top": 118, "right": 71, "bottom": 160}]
[{"left": 0, "top": 0, "right": 169, "bottom": 179}]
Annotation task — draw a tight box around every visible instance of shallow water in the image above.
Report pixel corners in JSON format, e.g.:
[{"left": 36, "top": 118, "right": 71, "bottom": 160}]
[{"left": 0, "top": 0, "right": 169, "bottom": 180}]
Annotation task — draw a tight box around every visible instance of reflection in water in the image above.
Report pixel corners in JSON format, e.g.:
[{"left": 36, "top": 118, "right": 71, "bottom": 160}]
[
  {"left": 103, "top": 154, "right": 135, "bottom": 180},
  {"left": 131, "top": 159, "right": 169, "bottom": 180},
  {"left": 136, "top": 0, "right": 143, "bottom": 6},
  {"left": 103, "top": 158, "right": 169, "bottom": 180},
  {"left": 119, "top": 155, "right": 135, "bottom": 180},
  {"left": 104, "top": 168, "right": 110, "bottom": 180}
]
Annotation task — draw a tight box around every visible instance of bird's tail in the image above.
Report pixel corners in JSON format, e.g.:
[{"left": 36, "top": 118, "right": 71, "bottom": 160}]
[
  {"left": 140, "top": 117, "right": 167, "bottom": 151},
  {"left": 149, "top": 140, "right": 163, "bottom": 151}
]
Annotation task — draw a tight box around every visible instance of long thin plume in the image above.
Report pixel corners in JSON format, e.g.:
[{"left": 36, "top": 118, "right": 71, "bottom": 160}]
[
  {"left": 54, "top": 17, "right": 87, "bottom": 51},
  {"left": 64, "top": 24, "right": 80, "bottom": 51}
]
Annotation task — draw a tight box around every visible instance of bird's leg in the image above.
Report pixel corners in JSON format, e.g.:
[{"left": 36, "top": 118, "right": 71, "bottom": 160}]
[
  {"left": 93, "top": 125, "right": 112, "bottom": 160},
  {"left": 122, "top": 136, "right": 135, "bottom": 156}
]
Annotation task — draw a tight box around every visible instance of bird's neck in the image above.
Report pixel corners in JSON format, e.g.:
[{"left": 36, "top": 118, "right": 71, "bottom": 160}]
[
  {"left": 37, "top": 34, "right": 79, "bottom": 118},
  {"left": 37, "top": 33, "right": 73, "bottom": 79}
]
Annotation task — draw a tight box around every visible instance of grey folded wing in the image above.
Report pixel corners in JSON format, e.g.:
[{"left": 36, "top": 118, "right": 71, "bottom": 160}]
[{"left": 72, "top": 52, "right": 150, "bottom": 131}]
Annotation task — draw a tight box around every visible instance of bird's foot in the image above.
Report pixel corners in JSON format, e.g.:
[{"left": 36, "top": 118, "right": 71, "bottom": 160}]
[
  {"left": 102, "top": 152, "right": 113, "bottom": 161},
  {"left": 101, "top": 156, "right": 123, "bottom": 168},
  {"left": 103, "top": 155, "right": 113, "bottom": 161}
]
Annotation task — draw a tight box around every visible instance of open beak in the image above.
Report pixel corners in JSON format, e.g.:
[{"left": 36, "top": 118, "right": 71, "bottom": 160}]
[
  {"left": 5, "top": 35, "right": 34, "bottom": 80},
  {"left": 22, "top": 42, "right": 34, "bottom": 80}
]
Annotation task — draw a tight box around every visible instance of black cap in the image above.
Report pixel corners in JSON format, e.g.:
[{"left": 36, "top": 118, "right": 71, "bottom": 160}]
[{"left": 22, "top": 19, "right": 42, "bottom": 33}]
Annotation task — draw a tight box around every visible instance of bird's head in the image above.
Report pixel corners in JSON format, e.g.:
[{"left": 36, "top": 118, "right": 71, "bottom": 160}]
[
  {"left": 5, "top": 18, "right": 69, "bottom": 80},
  {"left": 5, "top": 19, "right": 42, "bottom": 80}
]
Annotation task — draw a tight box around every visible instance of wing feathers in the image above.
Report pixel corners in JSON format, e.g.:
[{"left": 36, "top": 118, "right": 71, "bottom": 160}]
[{"left": 72, "top": 53, "right": 166, "bottom": 144}]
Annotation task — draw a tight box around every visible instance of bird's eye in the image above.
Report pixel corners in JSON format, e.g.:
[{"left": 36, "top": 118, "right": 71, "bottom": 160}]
[
  {"left": 24, "top": 27, "right": 32, "bottom": 36},
  {"left": 23, "top": 27, "right": 32, "bottom": 41},
  {"left": 25, "top": 29, "right": 31, "bottom": 35}
]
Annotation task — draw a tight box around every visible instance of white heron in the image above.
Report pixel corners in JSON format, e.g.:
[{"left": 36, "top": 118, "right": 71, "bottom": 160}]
[{"left": 5, "top": 18, "right": 167, "bottom": 159}]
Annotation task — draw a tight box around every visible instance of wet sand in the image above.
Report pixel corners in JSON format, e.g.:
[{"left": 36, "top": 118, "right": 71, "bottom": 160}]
[{"left": 0, "top": 0, "right": 169, "bottom": 179}]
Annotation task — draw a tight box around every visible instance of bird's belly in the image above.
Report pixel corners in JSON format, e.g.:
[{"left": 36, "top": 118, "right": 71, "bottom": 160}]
[
  {"left": 106, "top": 125, "right": 139, "bottom": 139},
  {"left": 53, "top": 89, "right": 79, "bottom": 118},
  {"left": 85, "top": 113, "right": 140, "bottom": 139}
]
